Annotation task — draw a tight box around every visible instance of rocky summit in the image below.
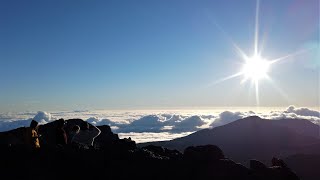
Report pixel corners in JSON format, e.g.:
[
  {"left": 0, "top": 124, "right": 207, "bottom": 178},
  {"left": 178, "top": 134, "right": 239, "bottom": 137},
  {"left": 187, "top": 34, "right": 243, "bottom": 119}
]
[{"left": 0, "top": 119, "right": 300, "bottom": 180}]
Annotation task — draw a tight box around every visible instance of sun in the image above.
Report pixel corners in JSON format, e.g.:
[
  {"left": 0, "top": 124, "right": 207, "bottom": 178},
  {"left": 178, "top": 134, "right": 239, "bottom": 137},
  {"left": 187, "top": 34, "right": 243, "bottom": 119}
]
[
  {"left": 210, "top": 0, "right": 309, "bottom": 106},
  {"left": 241, "top": 55, "right": 271, "bottom": 82}
]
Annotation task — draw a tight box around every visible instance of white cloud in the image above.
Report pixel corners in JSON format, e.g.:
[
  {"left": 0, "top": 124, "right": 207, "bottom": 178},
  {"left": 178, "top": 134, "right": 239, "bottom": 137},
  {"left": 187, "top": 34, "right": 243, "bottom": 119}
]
[
  {"left": 86, "top": 117, "right": 116, "bottom": 126},
  {"left": 0, "top": 111, "right": 54, "bottom": 132},
  {"left": 118, "top": 132, "right": 194, "bottom": 143},
  {"left": 210, "top": 111, "right": 245, "bottom": 128},
  {"left": 0, "top": 120, "right": 32, "bottom": 132},
  {"left": 267, "top": 111, "right": 299, "bottom": 120},
  {"left": 33, "top": 111, "right": 53, "bottom": 122},
  {"left": 0, "top": 106, "right": 319, "bottom": 143},
  {"left": 117, "top": 114, "right": 209, "bottom": 133},
  {"left": 173, "top": 116, "right": 206, "bottom": 132},
  {"left": 209, "top": 106, "right": 320, "bottom": 128},
  {"left": 118, "top": 115, "right": 167, "bottom": 133},
  {"left": 285, "top": 105, "right": 320, "bottom": 117}
]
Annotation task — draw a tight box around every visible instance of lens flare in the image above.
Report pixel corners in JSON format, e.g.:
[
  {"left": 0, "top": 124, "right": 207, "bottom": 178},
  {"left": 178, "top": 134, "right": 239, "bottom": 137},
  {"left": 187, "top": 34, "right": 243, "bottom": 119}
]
[{"left": 208, "top": 0, "right": 310, "bottom": 106}]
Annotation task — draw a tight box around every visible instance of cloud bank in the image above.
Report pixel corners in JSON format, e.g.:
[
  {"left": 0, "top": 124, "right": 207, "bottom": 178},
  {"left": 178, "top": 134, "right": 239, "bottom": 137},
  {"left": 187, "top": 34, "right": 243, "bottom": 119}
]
[
  {"left": 0, "top": 111, "right": 54, "bottom": 132},
  {"left": 0, "top": 106, "right": 319, "bottom": 142},
  {"left": 210, "top": 111, "right": 244, "bottom": 128},
  {"left": 285, "top": 105, "right": 320, "bottom": 117}
]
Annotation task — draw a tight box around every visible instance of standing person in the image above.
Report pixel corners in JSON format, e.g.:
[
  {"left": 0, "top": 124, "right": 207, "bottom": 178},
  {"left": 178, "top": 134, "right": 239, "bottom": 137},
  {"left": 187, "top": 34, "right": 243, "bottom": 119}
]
[
  {"left": 25, "top": 120, "right": 41, "bottom": 149},
  {"left": 55, "top": 118, "right": 67, "bottom": 147},
  {"left": 72, "top": 121, "right": 101, "bottom": 148}
]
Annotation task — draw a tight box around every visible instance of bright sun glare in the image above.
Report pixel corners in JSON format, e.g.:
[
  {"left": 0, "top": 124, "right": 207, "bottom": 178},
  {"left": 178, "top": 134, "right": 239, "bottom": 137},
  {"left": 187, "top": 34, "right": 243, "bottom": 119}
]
[
  {"left": 241, "top": 55, "right": 271, "bottom": 81},
  {"left": 212, "top": 0, "right": 309, "bottom": 106}
]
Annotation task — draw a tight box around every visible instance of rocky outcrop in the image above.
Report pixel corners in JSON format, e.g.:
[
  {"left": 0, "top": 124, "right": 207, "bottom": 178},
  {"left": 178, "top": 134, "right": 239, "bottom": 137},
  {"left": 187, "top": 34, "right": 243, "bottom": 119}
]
[
  {"left": 0, "top": 127, "right": 27, "bottom": 147},
  {"left": 285, "top": 154, "right": 320, "bottom": 180},
  {"left": 0, "top": 119, "right": 301, "bottom": 180},
  {"left": 250, "top": 159, "right": 268, "bottom": 170},
  {"left": 250, "top": 159, "right": 299, "bottom": 180},
  {"left": 94, "top": 125, "right": 119, "bottom": 148},
  {"left": 183, "top": 145, "right": 224, "bottom": 161},
  {"left": 142, "top": 145, "right": 183, "bottom": 160}
]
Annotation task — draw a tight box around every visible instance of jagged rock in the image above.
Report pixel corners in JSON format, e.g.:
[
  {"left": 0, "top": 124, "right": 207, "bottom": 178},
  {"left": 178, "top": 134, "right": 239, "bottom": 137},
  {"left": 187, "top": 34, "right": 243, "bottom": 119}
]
[
  {"left": 3, "top": 119, "right": 128, "bottom": 149},
  {"left": 164, "top": 148, "right": 183, "bottom": 160},
  {"left": 142, "top": 144, "right": 165, "bottom": 154},
  {"left": 0, "top": 120, "right": 301, "bottom": 180},
  {"left": 267, "top": 166, "right": 300, "bottom": 180},
  {"left": 184, "top": 145, "right": 224, "bottom": 161},
  {"left": 142, "top": 145, "right": 182, "bottom": 160},
  {"left": 250, "top": 159, "right": 267, "bottom": 170},
  {"left": 0, "top": 127, "right": 27, "bottom": 146},
  {"left": 250, "top": 160, "right": 300, "bottom": 180},
  {"left": 285, "top": 154, "right": 320, "bottom": 180},
  {"left": 131, "top": 148, "right": 170, "bottom": 161},
  {"left": 215, "top": 159, "right": 251, "bottom": 178},
  {"left": 114, "top": 137, "right": 136, "bottom": 151},
  {"left": 94, "top": 125, "right": 119, "bottom": 148},
  {"left": 272, "top": 157, "right": 288, "bottom": 168}
]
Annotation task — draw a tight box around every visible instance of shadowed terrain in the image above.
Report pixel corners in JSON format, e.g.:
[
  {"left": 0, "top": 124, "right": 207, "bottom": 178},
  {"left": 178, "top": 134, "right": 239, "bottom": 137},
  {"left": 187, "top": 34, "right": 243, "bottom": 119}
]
[
  {"left": 0, "top": 117, "right": 318, "bottom": 179},
  {"left": 141, "top": 116, "right": 320, "bottom": 164}
]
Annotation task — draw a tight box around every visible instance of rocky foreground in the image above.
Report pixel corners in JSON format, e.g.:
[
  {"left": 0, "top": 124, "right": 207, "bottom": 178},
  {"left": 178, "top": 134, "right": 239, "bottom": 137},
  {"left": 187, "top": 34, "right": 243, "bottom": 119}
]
[{"left": 0, "top": 119, "right": 300, "bottom": 180}]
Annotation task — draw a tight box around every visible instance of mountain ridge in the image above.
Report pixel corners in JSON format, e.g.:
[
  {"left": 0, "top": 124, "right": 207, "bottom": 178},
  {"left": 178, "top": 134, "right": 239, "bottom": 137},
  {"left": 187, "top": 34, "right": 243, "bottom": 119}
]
[{"left": 140, "top": 116, "right": 320, "bottom": 165}]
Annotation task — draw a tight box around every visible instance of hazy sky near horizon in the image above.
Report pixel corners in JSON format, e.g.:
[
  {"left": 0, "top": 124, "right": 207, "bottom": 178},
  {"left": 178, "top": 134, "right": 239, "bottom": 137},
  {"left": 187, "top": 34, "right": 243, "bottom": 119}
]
[{"left": 0, "top": 0, "right": 319, "bottom": 112}]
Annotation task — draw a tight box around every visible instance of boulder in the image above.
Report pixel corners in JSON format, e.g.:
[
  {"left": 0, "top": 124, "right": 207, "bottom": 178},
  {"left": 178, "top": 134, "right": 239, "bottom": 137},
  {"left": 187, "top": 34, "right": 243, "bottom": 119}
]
[
  {"left": 250, "top": 159, "right": 267, "bottom": 170},
  {"left": 183, "top": 145, "right": 224, "bottom": 161},
  {"left": 142, "top": 145, "right": 182, "bottom": 160}
]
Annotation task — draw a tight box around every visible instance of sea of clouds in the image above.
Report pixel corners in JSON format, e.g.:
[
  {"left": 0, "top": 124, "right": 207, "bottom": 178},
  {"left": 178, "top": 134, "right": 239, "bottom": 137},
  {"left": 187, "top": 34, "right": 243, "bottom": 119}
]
[{"left": 0, "top": 105, "right": 319, "bottom": 143}]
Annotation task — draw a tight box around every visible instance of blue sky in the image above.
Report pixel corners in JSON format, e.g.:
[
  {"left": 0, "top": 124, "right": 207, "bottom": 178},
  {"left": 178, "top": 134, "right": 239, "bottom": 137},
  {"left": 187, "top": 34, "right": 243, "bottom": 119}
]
[{"left": 0, "top": 0, "right": 319, "bottom": 112}]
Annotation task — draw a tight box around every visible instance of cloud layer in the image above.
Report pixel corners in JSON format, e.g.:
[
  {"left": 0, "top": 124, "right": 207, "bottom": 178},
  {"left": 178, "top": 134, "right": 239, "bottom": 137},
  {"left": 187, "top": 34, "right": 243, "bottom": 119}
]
[
  {"left": 285, "top": 105, "right": 320, "bottom": 117},
  {"left": 0, "top": 111, "right": 54, "bottom": 132},
  {"left": 0, "top": 106, "right": 319, "bottom": 142}
]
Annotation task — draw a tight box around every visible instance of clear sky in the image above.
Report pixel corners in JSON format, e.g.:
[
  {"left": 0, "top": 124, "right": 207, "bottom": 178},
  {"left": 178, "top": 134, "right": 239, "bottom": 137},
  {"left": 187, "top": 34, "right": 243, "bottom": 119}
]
[{"left": 0, "top": 0, "right": 319, "bottom": 112}]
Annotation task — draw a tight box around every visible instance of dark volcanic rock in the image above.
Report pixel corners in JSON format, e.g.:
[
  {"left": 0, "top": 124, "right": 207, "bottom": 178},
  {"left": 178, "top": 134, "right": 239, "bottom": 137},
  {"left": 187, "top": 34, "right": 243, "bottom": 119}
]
[
  {"left": 142, "top": 145, "right": 183, "bottom": 160},
  {"left": 0, "top": 118, "right": 302, "bottom": 180},
  {"left": 94, "top": 125, "right": 119, "bottom": 148},
  {"left": 250, "top": 159, "right": 267, "bottom": 170},
  {"left": 184, "top": 145, "right": 224, "bottom": 161},
  {"left": 285, "top": 154, "right": 320, "bottom": 180},
  {"left": 0, "top": 127, "right": 27, "bottom": 146},
  {"left": 250, "top": 159, "right": 299, "bottom": 180}
]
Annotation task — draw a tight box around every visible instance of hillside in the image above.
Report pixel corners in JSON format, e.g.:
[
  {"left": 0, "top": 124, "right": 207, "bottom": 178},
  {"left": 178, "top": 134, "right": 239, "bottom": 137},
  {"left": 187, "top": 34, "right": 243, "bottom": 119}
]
[{"left": 140, "top": 116, "right": 320, "bottom": 165}]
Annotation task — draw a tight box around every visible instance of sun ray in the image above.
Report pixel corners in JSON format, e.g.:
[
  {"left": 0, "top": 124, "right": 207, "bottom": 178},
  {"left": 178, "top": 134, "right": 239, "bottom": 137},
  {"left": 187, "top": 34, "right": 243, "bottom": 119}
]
[
  {"left": 208, "top": 16, "right": 249, "bottom": 61},
  {"left": 232, "top": 42, "right": 249, "bottom": 61},
  {"left": 265, "top": 76, "right": 290, "bottom": 101},
  {"left": 209, "top": 0, "right": 307, "bottom": 106},
  {"left": 241, "top": 76, "right": 249, "bottom": 84},
  {"left": 211, "top": 72, "right": 244, "bottom": 86},
  {"left": 254, "top": 0, "right": 260, "bottom": 55},
  {"left": 270, "top": 49, "right": 311, "bottom": 64},
  {"left": 203, "top": 71, "right": 244, "bottom": 89},
  {"left": 253, "top": 0, "right": 261, "bottom": 106},
  {"left": 258, "top": 26, "right": 270, "bottom": 57}
]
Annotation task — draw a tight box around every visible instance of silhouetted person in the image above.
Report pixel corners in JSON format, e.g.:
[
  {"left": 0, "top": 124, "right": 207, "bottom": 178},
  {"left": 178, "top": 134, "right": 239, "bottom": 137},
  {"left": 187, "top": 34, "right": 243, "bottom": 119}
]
[
  {"left": 72, "top": 121, "right": 101, "bottom": 148},
  {"left": 68, "top": 125, "right": 80, "bottom": 144},
  {"left": 25, "top": 120, "right": 41, "bottom": 149},
  {"left": 55, "top": 118, "right": 67, "bottom": 147}
]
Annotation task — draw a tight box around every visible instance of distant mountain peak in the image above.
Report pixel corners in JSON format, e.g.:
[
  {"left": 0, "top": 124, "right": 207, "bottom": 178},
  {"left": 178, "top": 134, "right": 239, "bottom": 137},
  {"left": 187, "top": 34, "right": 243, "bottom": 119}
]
[
  {"left": 142, "top": 116, "right": 320, "bottom": 166},
  {"left": 241, "top": 115, "right": 263, "bottom": 121},
  {"left": 227, "top": 115, "right": 264, "bottom": 127}
]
